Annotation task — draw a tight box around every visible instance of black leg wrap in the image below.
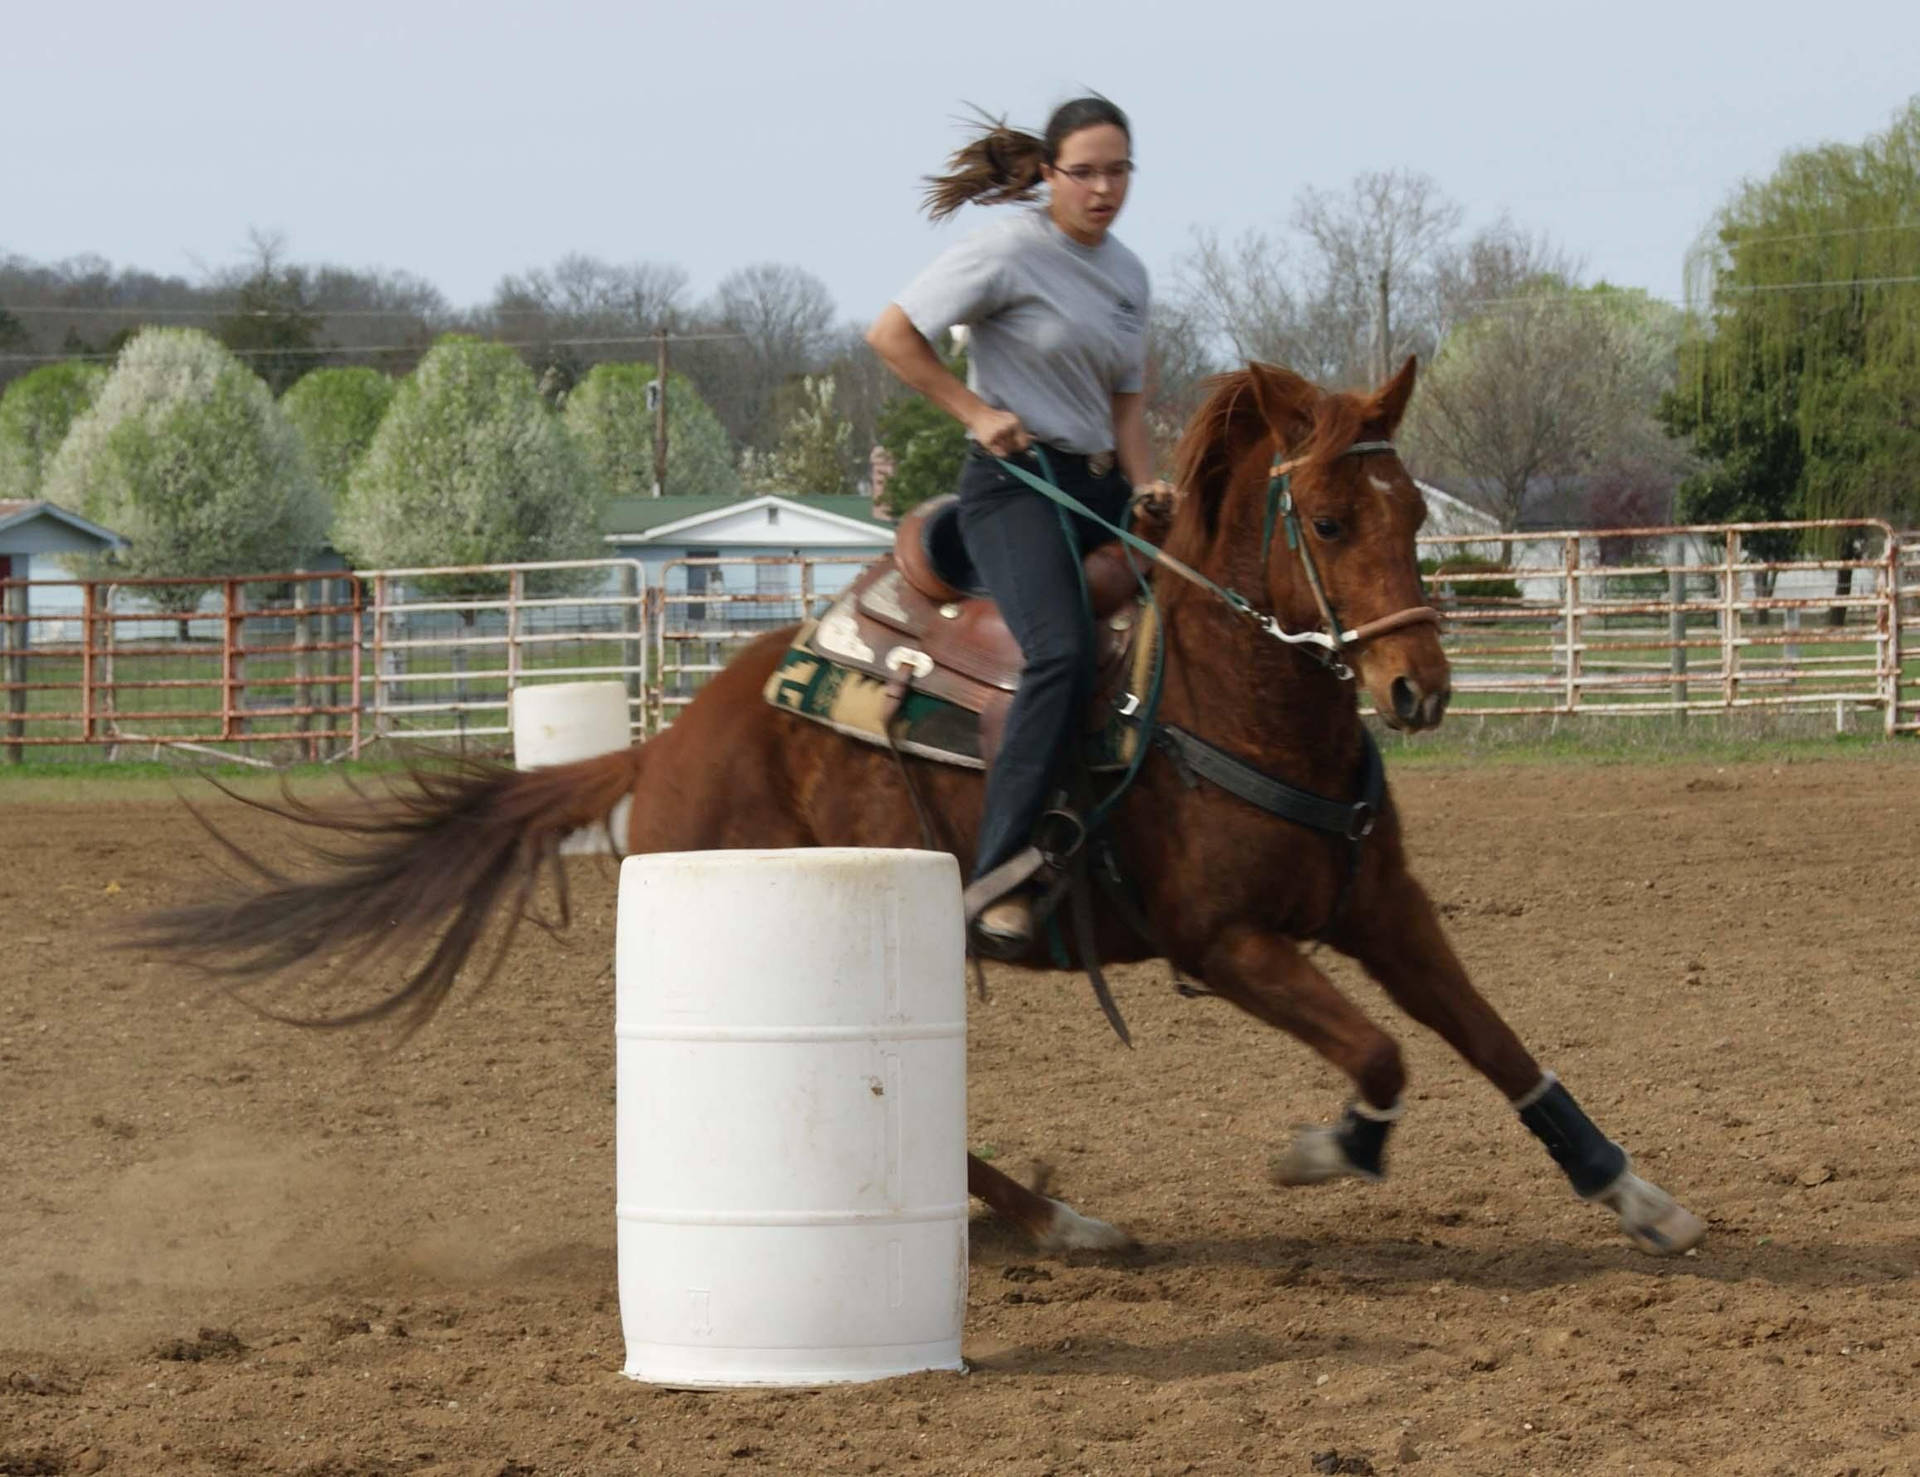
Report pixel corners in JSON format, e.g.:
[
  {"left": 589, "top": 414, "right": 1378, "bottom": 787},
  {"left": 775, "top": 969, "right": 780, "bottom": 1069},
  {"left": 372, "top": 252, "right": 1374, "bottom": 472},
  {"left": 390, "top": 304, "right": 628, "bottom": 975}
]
[
  {"left": 1517, "top": 1078, "right": 1627, "bottom": 1199},
  {"left": 1335, "top": 1104, "right": 1392, "bottom": 1180}
]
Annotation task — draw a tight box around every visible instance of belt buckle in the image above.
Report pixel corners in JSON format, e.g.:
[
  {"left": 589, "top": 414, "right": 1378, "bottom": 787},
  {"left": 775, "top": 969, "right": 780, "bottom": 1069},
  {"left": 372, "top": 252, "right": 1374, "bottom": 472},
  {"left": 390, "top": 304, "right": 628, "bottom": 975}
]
[{"left": 1087, "top": 450, "right": 1115, "bottom": 477}]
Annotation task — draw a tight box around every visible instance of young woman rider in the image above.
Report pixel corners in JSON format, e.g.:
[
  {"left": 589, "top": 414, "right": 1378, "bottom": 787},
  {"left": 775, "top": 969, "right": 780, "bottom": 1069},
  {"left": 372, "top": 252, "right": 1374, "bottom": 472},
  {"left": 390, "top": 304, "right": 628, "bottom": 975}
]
[{"left": 866, "top": 96, "right": 1171, "bottom": 955}]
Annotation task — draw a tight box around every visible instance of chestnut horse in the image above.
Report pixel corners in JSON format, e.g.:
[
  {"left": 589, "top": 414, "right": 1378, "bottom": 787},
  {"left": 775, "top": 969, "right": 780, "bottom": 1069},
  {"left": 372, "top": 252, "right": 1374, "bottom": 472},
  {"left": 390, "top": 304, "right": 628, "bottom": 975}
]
[{"left": 148, "top": 358, "right": 1705, "bottom": 1258}]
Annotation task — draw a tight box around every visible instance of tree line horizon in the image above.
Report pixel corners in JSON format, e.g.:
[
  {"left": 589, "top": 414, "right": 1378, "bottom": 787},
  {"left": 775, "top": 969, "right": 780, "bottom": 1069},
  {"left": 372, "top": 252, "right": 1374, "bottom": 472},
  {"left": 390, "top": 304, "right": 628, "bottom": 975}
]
[{"left": 3, "top": 94, "right": 1915, "bottom": 586}]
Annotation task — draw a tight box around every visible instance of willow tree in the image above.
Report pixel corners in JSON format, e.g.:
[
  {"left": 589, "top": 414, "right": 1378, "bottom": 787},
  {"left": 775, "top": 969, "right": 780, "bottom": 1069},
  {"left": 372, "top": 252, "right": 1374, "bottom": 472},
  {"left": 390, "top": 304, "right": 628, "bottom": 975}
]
[{"left": 1663, "top": 98, "right": 1920, "bottom": 573}]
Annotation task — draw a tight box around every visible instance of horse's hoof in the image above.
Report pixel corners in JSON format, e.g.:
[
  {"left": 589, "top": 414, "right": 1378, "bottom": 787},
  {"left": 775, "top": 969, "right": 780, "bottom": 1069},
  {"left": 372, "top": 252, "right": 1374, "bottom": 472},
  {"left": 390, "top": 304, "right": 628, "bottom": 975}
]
[
  {"left": 1595, "top": 1170, "right": 1707, "bottom": 1256},
  {"left": 1034, "top": 1198, "right": 1136, "bottom": 1253},
  {"left": 1269, "top": 1123, "right": 1382, "bottom": 1187}
]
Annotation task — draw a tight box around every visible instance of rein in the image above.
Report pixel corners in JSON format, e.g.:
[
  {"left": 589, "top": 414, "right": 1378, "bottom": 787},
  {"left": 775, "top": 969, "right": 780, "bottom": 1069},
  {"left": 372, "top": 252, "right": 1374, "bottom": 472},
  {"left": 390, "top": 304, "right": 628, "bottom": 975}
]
[
  {"left": 993, "top": 439, "right": 1439, "bottom": 681},
  {"left": 950, "top": 442, "right": 1439, "bottom": 1041}
]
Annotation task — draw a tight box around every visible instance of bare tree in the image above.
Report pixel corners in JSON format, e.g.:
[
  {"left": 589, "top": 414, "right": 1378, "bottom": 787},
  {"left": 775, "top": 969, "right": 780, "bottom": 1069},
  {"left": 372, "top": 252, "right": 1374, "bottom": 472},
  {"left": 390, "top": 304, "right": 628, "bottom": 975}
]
[
  {"left": 1430, "top": 221, "right": 1578, "bottom": 341},
  {"left": 705, "top": 263, "right": 838, "bottom": 451},
  {"left": 485, "top": 255, "right": 692, "bottom": 396},
  {"left": 1291, "top": 169, "right": 1462, "bottom": 384},
  {"left": 819, "top": 322, "right": 897, "bottom": 488},
  {"left": 1406, "top": 291, "right": 1627, "bottom": 530},
  {"left": 1144, "top": 298, "right": 1221, "bottom": 460}
]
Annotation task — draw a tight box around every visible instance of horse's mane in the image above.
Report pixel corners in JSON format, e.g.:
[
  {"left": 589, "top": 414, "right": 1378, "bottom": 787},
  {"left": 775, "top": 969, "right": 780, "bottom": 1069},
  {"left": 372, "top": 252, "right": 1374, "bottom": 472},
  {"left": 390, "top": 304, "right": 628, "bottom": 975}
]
[{"left": 1171, "top": 365, "right": 1370, "bottom": 537}]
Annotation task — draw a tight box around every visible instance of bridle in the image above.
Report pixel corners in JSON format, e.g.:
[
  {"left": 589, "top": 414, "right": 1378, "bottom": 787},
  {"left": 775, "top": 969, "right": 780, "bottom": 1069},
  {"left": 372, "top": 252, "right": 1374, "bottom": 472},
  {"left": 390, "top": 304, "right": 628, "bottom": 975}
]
[
  {"left": 991, "top": 434, "right": 1441, "bottom": 683},
  {"left": 1257, "top": 439, "right": 1443, "bottom": 680}
]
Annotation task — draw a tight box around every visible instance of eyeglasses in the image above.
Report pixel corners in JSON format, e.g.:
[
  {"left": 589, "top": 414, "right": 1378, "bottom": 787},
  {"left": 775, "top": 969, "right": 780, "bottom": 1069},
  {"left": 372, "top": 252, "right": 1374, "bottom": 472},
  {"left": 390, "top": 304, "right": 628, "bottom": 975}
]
[{"left": 1053, "top": 161, "right": 1135, "bottom": 186}]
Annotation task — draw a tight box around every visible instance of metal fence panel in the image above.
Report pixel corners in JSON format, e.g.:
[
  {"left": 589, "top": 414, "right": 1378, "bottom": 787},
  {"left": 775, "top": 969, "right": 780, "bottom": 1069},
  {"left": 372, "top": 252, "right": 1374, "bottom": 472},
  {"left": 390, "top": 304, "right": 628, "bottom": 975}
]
[
  {"left": 1408, "top": 520, "right": 1903, "bottom": 732},
  {"left": 649, "top": 555, "right": 869, "bottom": 731},
  {"left": 7, "top": 529, "right": 1918, "bottom": 764},
  {"left": 354, "top": 558, "right": 648, "bottom": 754},
  {"left": 2, "top": 571, "right": 360, "bottom": 764}
]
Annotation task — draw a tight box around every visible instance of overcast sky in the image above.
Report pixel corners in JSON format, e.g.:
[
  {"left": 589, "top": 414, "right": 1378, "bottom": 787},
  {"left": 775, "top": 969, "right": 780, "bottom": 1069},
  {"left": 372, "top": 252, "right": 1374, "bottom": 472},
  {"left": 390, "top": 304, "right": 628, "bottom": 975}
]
[{"left": 8, "top": 0, "right": 1916, "bottom": 324}]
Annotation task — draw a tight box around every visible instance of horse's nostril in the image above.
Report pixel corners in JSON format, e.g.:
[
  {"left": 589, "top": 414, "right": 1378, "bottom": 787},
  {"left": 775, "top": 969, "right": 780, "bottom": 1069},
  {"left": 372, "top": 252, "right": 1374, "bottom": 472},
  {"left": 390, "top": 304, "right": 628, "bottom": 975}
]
[
  {"left": 1391, "top": 676, "right": 1420, "bottom": 723},
  {"left": 1420, "top": 689, "right": 1448, "bottom": 728}
]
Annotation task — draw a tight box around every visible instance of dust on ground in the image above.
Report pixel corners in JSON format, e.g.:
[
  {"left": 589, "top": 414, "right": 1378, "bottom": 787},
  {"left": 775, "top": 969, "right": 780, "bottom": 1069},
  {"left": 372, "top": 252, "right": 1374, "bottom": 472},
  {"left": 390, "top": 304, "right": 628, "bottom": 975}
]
[{"left": 2, "top": 753, "right": 1917, "bottom": 1475}]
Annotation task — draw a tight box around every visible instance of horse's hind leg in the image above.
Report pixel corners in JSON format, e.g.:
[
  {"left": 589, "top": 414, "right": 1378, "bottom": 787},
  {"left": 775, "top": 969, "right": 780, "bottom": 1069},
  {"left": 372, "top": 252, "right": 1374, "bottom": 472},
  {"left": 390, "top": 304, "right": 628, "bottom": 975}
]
[
  {"left": 967, "top": 1153, "right": 1133, "bottom": 1253},
  {"left": 1339, "top": 868, "right": 1706, "bottom": 1256},
  {"left": 1194, "top": 922, "right": 1410, "bottom": 1188}
]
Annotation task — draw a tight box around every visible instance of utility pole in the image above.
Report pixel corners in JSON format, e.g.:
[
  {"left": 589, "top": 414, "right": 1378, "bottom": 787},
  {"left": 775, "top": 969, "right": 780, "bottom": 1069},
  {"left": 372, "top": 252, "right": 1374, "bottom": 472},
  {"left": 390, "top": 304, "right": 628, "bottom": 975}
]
[
  {"left": 1374, "top": 267, "right": 1391, "bottom": 385},
  {"left": 652, "top": 328, "right": 670, "bottom": 497}
]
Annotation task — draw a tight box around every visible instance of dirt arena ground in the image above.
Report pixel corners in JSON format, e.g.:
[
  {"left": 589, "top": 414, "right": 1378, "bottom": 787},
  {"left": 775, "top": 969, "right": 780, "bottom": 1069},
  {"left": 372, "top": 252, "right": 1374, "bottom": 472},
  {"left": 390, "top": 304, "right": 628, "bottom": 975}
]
[{"left": 3, "top": 749, "right": 1918, "bottom": 1476}]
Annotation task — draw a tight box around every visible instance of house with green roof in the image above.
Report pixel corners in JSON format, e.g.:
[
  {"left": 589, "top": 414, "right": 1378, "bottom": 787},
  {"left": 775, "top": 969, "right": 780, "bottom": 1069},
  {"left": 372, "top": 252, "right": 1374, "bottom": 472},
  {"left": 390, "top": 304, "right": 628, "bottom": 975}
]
[{"left": 603, "top": 493, "right": 895, "bottom": 608}]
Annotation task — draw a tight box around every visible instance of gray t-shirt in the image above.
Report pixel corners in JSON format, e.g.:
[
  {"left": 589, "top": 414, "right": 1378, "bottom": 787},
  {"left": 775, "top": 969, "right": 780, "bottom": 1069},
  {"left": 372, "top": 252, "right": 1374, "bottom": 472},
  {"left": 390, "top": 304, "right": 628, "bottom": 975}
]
[{"left": 893, "top": 207, "right": 1149, "bottom": 456}]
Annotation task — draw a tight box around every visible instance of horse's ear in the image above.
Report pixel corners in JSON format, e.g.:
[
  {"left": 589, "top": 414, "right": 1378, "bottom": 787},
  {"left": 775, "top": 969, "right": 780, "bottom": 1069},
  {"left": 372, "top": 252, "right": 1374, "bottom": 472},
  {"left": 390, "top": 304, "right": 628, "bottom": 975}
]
[
  {"left": 1243, "top": 361, "right": 1316, "bottom": 446},
  {"left": 1370, "top": 355, "right": 1418, "bottom": 435}
]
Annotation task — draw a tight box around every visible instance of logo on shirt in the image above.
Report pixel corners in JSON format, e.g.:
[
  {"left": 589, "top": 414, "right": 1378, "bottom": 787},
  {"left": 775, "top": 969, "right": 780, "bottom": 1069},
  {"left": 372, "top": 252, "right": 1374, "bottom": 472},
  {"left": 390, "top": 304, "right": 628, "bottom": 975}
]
[{"left": 1113, "top": 296, "right": 1142, "bottom": 333}]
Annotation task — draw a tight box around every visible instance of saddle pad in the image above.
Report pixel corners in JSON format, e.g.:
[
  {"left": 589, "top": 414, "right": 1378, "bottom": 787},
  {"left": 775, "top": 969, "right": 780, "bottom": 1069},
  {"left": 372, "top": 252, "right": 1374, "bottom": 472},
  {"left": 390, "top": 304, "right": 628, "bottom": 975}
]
[{"left": 765, "top": 618, "right": 1139, "bottom": 773}]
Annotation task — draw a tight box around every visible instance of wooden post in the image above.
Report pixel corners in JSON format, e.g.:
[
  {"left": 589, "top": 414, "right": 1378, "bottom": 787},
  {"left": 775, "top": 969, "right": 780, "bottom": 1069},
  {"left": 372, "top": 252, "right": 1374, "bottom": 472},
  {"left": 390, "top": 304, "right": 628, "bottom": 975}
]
[
  {"left": 324, "top": 576, "right": 343, "bottom": 758},
  {"left": 1561, "top": 537, "right": 1581, "bottom": 713},
  {"left": 373, "top": 575, "right": 396, "bottom": 741},
  {"left": 1668, "top": 536, "right": 1688, "bottom": 715},
  {"left": 621, "top": 562, "right": 642, "bottom": 732},
  {"left": 294, "top": 573, "right": 314, "bottom": 757},
  {"left": 3, "top": 576, "right": 26, "bottom": 764},
  {"left": 1883, "top": 533, "right": 1902, "bottom": 738},
  {"left": 1722, "top": 533, "right": 1741, "bottom": 710},
  {"left": 653, "top": 329, "right": 670, "bottom": 497},
  {"left": 226, "top": 580, "right": 249, "bottom": 751},
  {"left": 80, "top": 581, "right": 97, "bottom": 745},
  {"left": 1374, "top": 268, "right": 1390, "bottom": 386}
]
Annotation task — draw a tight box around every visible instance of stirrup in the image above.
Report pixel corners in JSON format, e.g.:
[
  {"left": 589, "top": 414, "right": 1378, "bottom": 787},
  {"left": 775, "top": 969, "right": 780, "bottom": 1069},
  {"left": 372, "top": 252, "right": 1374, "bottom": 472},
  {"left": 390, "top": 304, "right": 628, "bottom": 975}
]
[{"left": 971, "top": 892, "right": 1035, "bottom": 960}]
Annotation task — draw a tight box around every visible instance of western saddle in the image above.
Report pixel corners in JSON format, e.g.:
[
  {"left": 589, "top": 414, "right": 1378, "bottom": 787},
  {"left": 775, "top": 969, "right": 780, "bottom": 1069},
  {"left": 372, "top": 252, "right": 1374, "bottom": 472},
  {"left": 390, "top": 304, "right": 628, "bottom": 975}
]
[{"left": 803, "top": 494, "right": 1148, "bottom": 762}]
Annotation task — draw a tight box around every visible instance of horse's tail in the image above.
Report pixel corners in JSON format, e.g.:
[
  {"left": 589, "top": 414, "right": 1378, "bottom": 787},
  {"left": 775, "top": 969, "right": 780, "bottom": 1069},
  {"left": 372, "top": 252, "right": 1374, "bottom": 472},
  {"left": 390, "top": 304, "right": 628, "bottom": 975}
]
[{"left": 134, "top": 745, "right": 647, "bottom": 1034}]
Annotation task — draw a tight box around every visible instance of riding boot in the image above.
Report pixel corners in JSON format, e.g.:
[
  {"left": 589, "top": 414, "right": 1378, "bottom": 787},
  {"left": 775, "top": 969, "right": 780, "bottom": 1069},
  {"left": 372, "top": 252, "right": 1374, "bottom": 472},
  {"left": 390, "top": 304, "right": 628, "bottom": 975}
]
[{"left": 972, "top": 890, "right": 1035, "bottom": 959}]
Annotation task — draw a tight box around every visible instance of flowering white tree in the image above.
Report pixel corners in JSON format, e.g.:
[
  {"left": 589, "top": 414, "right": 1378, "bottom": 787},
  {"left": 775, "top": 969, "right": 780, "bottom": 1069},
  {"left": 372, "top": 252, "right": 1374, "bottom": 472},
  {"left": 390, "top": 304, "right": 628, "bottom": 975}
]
[
  {"left": 280, "top": 366, "right": 395, "bottom": 514},
  {"left": 0, "top": 362, "right": 108, "bottom": 501},
  {"left": 335, "top": 336, "right": 598, "bottom": 597},
  {"left": 43, "top": 328, "right": 324, "bottom": 627},
  {"left": 765, "top": 374, "right": 854, "bottom": 496},
  {"left": 562, "top": 362, "right": 738, "bottom": 500}
]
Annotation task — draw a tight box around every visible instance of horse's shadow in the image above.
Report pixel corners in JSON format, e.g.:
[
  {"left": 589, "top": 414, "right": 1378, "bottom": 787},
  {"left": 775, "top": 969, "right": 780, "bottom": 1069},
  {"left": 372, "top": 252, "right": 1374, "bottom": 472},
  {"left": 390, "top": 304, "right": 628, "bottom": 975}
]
[
  {"left": 1023, "top": 1227, "right": 1920, "bottom": 1296},
  {"left": 964, "top": 1328, "right": 1422, "bottom": 1380}
]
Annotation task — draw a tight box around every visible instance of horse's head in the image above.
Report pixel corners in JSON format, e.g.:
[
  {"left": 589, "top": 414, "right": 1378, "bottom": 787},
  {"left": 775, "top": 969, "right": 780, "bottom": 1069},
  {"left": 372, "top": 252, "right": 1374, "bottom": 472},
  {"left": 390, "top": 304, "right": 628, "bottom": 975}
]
[{"left": 1173, "top": 358, "right": 1451, "bottom": 731}]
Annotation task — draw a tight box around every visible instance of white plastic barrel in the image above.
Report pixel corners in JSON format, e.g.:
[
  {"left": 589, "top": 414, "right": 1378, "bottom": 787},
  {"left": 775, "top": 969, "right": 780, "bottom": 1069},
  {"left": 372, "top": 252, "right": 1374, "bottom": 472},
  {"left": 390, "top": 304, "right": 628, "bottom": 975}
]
[
  {"left": 616, "top": 849, "right": 968, "bottom": 1388},
  {"left": 510, "top": 680, "right": 633, "bottom": 854}
]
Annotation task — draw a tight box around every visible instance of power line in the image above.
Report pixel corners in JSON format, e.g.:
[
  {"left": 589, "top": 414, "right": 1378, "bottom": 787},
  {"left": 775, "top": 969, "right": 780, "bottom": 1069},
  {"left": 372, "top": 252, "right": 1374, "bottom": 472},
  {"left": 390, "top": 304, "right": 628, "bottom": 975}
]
[
  {"left": 1719, "top": 273, "right": 1920, "bottom": 294},
  {"left": 1456, "top": 273, "right": 1920, "bottom": 314},
  {"left": 1719, "top": 220, "right": 1920, "bottom": 248},
  {"left": 0, "top": 303, "right": 698, "bottom": 320},
  {"left": 0, "top": 331, "right": 751, "bottom": 367}
]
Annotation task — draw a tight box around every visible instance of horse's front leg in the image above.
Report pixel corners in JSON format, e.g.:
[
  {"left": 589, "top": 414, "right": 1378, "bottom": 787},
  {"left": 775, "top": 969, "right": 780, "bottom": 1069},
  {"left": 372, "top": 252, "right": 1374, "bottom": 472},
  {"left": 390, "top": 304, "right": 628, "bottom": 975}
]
[
  {"left": 967, "top": 1153, "right": 1134, "bottom": 1253},
  {"left": 1338, "top": 867, "right": 1707, "bottom": 1257},
  {"left": 1195, "top": 922, "right": 1411, "bottom": 1188}
]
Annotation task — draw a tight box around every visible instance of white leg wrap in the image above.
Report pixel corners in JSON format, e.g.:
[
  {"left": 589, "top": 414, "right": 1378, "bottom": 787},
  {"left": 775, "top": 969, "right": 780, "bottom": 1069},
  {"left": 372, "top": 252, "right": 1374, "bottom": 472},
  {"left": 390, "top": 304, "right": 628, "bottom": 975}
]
[
  {"left": 1592, "top": 1166, "right": 1708, "bottom": 1256},
  {"left": 1269, "top": 1122, "right": 1384, "bottom": 1187},
  {"left": 1035, "top": 1198, "right": 1134, "bottom": 1253}
]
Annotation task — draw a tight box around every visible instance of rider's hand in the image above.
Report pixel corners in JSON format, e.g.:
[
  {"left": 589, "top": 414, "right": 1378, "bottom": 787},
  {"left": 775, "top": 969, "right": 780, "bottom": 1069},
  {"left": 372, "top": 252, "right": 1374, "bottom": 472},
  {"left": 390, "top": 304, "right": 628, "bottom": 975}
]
[
  {"left": 1133, "top": 479, "right": 1177, "bottom": 516},
  {"left": 969, "top": 407, "right": 1031, "bottom": 459}
]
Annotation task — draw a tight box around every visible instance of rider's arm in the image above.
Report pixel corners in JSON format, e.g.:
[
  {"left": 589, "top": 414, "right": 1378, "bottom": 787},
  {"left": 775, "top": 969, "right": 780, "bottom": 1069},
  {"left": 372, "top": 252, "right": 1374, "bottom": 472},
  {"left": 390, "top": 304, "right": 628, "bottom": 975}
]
[{"left": 866, "top": 307, "right": 1028, "bottom": 458}]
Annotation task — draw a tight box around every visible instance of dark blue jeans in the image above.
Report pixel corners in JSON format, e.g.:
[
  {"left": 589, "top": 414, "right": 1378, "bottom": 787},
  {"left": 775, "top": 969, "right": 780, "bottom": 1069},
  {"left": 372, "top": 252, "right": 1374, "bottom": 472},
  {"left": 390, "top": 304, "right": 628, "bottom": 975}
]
[{"left": 956, "top": 447, "right": 1132, "bottom": 882}]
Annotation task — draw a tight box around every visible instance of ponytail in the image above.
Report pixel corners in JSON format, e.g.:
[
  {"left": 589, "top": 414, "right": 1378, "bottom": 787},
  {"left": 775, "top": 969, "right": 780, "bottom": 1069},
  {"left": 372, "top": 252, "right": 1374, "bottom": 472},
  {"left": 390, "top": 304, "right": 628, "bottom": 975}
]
[
  {"left": 921, "top": 116, "right": 1047, "bottom": 220},
  {"left": 920, "top": 97, "right": 1131, "bottom": 221}
]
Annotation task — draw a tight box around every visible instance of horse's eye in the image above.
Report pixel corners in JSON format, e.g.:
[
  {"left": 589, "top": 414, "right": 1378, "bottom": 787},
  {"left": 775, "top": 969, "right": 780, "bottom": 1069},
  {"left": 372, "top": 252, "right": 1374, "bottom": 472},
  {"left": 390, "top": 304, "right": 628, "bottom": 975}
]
[{"left": 1312, "top": 517, "right": 1343, "bottom": 540}]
